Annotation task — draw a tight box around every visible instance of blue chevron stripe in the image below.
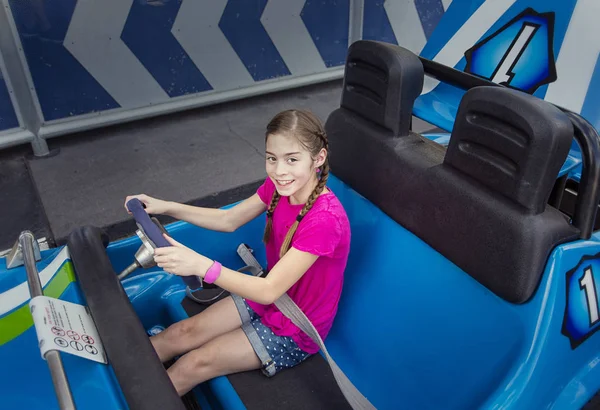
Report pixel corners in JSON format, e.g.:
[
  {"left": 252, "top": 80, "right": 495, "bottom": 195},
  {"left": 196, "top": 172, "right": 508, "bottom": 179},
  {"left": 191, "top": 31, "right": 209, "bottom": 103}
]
[
  {"left": 8, "top": 0, "right": 119, "bottom": 121},
  {"left": 301, "top": 0, "right": 350, "bottom": 68},
  {"left": 419, "top": 0, "right": 487, "bottom": 60},
  {"left": 363, "top": 1, "right": 398, "bottom": 44},
  {"left": 414, "top": 0, "right": 445, "bottom": 39},
  {"left": 0, "top": 76, "right": 19, "bottom": 131},
  {"left": 220, "top": 0, "right": 291, "bottom": 82},
  {"left": 121, "top": 0, "right": 212, "bottom": 97}
]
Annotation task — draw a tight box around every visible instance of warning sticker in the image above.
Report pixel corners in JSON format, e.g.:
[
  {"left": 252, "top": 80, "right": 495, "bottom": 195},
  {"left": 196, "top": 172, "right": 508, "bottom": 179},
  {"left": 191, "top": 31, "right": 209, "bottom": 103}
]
[{"left": 29, "top": 296, "right": 107, "bottom": 364}]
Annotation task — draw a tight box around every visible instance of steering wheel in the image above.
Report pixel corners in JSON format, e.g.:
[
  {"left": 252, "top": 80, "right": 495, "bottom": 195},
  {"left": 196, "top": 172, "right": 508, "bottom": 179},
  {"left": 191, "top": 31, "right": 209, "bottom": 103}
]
[{"left": 126, "top": 198, "right": 203, "bottom": 291}]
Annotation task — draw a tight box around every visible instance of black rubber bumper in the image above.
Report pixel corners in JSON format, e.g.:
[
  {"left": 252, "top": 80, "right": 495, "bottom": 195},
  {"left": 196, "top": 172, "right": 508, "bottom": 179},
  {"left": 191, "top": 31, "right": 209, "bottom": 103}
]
[{"left": 67, "top": 225, "right": 185, "bottom": 410}]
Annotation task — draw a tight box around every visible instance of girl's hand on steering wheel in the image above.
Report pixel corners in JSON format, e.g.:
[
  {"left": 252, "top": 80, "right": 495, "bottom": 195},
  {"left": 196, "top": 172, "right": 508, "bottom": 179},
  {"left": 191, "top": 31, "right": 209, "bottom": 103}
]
[
  {"left": 153, "top": 234, "right": 213, "bottom": 278},
  {"left": 124, "top": 194, "right": 171, "bottom": 215}
]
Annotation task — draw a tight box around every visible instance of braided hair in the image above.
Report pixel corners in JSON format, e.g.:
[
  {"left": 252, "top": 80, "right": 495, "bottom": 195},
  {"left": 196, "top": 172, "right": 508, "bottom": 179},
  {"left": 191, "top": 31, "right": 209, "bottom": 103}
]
[
  {"left": 262, "top": 110, "right": 330, "bottom": 258},
  {"left": 262, "top": 190, "right": 281, "bottom": 243}
]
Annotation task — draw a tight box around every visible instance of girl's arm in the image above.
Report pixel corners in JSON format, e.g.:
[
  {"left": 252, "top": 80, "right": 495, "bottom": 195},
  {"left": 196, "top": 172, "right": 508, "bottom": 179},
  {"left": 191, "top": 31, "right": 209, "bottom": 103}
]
[
  {"left": 166, "top": 194, "right": 266, "bottom": 233},
  {"left": 210, "top": 247, "right": 318, "bottom": 304},
  {"left": 154, "top": 236, "right": 317, "bottom": 305}
]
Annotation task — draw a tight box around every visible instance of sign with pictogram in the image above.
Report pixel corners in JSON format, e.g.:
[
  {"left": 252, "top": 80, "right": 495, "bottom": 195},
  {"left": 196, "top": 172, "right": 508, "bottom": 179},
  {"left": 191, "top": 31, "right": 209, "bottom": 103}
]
[{"left": 29, "top": 296, "right": 107, "bottom": 364}]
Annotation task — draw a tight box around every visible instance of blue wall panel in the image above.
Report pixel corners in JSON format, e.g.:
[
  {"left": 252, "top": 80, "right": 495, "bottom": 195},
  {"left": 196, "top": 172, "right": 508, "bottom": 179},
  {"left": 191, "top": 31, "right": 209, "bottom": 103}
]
[
  {"left": 302, "top": 0, "right": 350, "bottom": 67},
  {"left": 8, "top": 0, "right": 119, "bottom": 121},
  {"left": 6, "top": 0, "right": 353, "bottom": 124},
  {"left": 363, "top": 1, "right": 398, "bottom": 44},
  {"left": 219, "top": 1, "right": 291, "bottom": 81},
  {"left": 121, "top": 0, "right": 212, "bottom": 97},
  {"left": 414, "top": 0, "right": 445, "bottom": 39}
]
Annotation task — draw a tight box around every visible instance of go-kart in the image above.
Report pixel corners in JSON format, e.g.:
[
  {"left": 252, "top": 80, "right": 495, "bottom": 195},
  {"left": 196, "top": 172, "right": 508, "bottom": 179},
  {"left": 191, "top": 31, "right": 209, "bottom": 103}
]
[{"left": 1, "top": 40, "right": 599, "bottom": 410}]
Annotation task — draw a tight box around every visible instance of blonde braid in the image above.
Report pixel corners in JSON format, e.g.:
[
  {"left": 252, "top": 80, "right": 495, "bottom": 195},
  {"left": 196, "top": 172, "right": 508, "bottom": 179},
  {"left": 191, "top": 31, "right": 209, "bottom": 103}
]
[
  {"left": 279, "top": 159, "right": 330, "bottom": 258},
  {"left": 263, "top": 191, "right": 281, "bottom": 243}
]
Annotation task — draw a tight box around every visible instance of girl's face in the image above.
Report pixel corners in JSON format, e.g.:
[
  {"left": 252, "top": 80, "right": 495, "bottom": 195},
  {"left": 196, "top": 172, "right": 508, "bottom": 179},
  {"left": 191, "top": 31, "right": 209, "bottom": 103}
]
[{"left": 265, "top": 133, "right": 324, "bottom": 204}]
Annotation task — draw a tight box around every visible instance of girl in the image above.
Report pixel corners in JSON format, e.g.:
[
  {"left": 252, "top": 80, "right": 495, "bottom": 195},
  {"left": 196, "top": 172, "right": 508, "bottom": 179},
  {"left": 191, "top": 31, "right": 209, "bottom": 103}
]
[{"left": 124, "top": 109, "right": 351, "bottom": 396}]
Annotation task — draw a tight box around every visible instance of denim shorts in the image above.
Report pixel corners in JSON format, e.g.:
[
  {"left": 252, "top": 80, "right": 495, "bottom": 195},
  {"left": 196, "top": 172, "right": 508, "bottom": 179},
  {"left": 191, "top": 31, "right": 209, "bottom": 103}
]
[{"left": 231, "top": 294, "right": 311, "bottom": 377}]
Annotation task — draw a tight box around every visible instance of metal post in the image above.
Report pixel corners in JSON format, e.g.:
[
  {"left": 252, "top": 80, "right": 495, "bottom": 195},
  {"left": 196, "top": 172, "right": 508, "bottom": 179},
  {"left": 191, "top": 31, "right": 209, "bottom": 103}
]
[
  {"left": 349, "top": 0, "right": 365, "bottom": 45},
  {"left": 20, "top": 231, "right": 76, "bottom": 410},
  {"left": 0, "top": 2, "right": 49, "bottom": 156}
]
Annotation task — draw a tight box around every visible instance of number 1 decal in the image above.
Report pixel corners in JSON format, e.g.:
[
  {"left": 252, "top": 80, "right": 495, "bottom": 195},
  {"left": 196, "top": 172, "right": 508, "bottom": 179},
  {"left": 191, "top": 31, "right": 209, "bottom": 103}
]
[
  {"left": 579, "top": 267, "right": 600, "bottom": 327},
  {"left": 563, "top": 256, "right": 600, "bottom": 349}
]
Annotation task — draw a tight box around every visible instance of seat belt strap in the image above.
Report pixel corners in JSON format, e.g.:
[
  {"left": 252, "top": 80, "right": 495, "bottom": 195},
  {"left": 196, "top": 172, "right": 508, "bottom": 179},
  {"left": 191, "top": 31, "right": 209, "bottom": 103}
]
[
  {"left": 274, "top": 294, "right": 376, "bottom": 410},
  {"left": 236, "top": 247, "right": 375, "bottom": 409}
]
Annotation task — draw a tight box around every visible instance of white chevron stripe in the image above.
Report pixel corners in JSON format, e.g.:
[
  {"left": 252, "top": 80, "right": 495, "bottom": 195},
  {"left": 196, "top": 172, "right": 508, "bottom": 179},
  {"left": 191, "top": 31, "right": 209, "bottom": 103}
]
[
  {"left": 0, "top": 247, "right": 70, "bottom": 317},
  {"left": 421, "top": 0, "right": 517, "bottom": 94},
  {"left": 385, "top": 0, "right": 427, "bottom": 55},
  {"left": 544, "top": 0, "right": 599, "bottom": 113},
  {"left": 172, "top": 1, "right": 254, "bottom": 90},
  {"left": 261, "top": 0, "right": 327, "bottom": 76},
  {"left": 64, "top": 0, "right": 168, "bottom": 108},
  {"left": 441, "top": 0, "right": 453, "bottom": 11}
]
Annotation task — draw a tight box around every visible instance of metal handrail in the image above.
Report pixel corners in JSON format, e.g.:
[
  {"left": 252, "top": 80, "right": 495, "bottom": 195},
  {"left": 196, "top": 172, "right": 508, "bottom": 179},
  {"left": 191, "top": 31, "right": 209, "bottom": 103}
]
[
  {"left": 20, "top": 231, "right": 77, "bottom": 410},
  {"left": 418, "top": 56, "right": 600, "bottom": 239}
]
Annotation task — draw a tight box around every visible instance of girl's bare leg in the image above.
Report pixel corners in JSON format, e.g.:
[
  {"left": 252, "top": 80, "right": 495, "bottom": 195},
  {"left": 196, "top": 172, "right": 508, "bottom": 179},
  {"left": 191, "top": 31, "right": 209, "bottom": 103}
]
[
  {"left": 151, "top": 296, "right": 242, "bottom": 362},
  {"left": 167, "top": 328, "right": 261, "bottom": 396}
]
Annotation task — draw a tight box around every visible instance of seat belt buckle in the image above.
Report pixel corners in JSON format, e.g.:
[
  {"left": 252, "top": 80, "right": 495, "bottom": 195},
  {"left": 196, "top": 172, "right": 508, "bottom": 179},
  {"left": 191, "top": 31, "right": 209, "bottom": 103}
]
[
  {"left": 237, "top": 243, "right": 265, "bottom": 277},
  {"left": 262, "top": 358, "right": 276, "bottom": 377}
]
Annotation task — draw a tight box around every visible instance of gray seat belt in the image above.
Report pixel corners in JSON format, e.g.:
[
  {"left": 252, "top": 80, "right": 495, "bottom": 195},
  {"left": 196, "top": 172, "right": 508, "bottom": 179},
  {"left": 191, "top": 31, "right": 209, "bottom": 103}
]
[{"left": 236, "top": 245, "right": 376, "bottom": 409}]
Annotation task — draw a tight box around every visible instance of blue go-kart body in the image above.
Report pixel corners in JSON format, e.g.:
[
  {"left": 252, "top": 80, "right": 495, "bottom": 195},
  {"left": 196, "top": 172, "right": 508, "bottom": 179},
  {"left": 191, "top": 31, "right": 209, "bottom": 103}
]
[
  {"left": 2, "top": 1, "right": 600, "bottom": 407},
  {"left": 1, "top": 170, "right": 600, "bottom": 409}
]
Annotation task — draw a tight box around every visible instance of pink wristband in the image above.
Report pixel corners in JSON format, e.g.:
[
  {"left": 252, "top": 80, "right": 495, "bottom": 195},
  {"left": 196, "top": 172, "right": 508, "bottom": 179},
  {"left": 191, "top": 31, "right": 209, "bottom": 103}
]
[{"left": 203, "top": 261, "right": 222, "bottom": 284}]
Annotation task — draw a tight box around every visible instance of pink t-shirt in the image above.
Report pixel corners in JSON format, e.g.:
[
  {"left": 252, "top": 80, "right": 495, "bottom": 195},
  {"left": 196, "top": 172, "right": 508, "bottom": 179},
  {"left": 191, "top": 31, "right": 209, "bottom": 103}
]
[{"left": 246, "top": 178, "right": 351, "bottom": 354}]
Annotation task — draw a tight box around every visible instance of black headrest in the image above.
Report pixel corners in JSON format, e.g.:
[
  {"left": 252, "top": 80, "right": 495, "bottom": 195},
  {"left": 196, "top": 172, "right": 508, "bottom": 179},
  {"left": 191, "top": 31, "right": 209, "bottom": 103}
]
[
  {"left": 341, "top": 41, "right": 424, "bottom": 136},
  {"left": 445, "top": 86, "right": 573, "bottom": 213}
]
